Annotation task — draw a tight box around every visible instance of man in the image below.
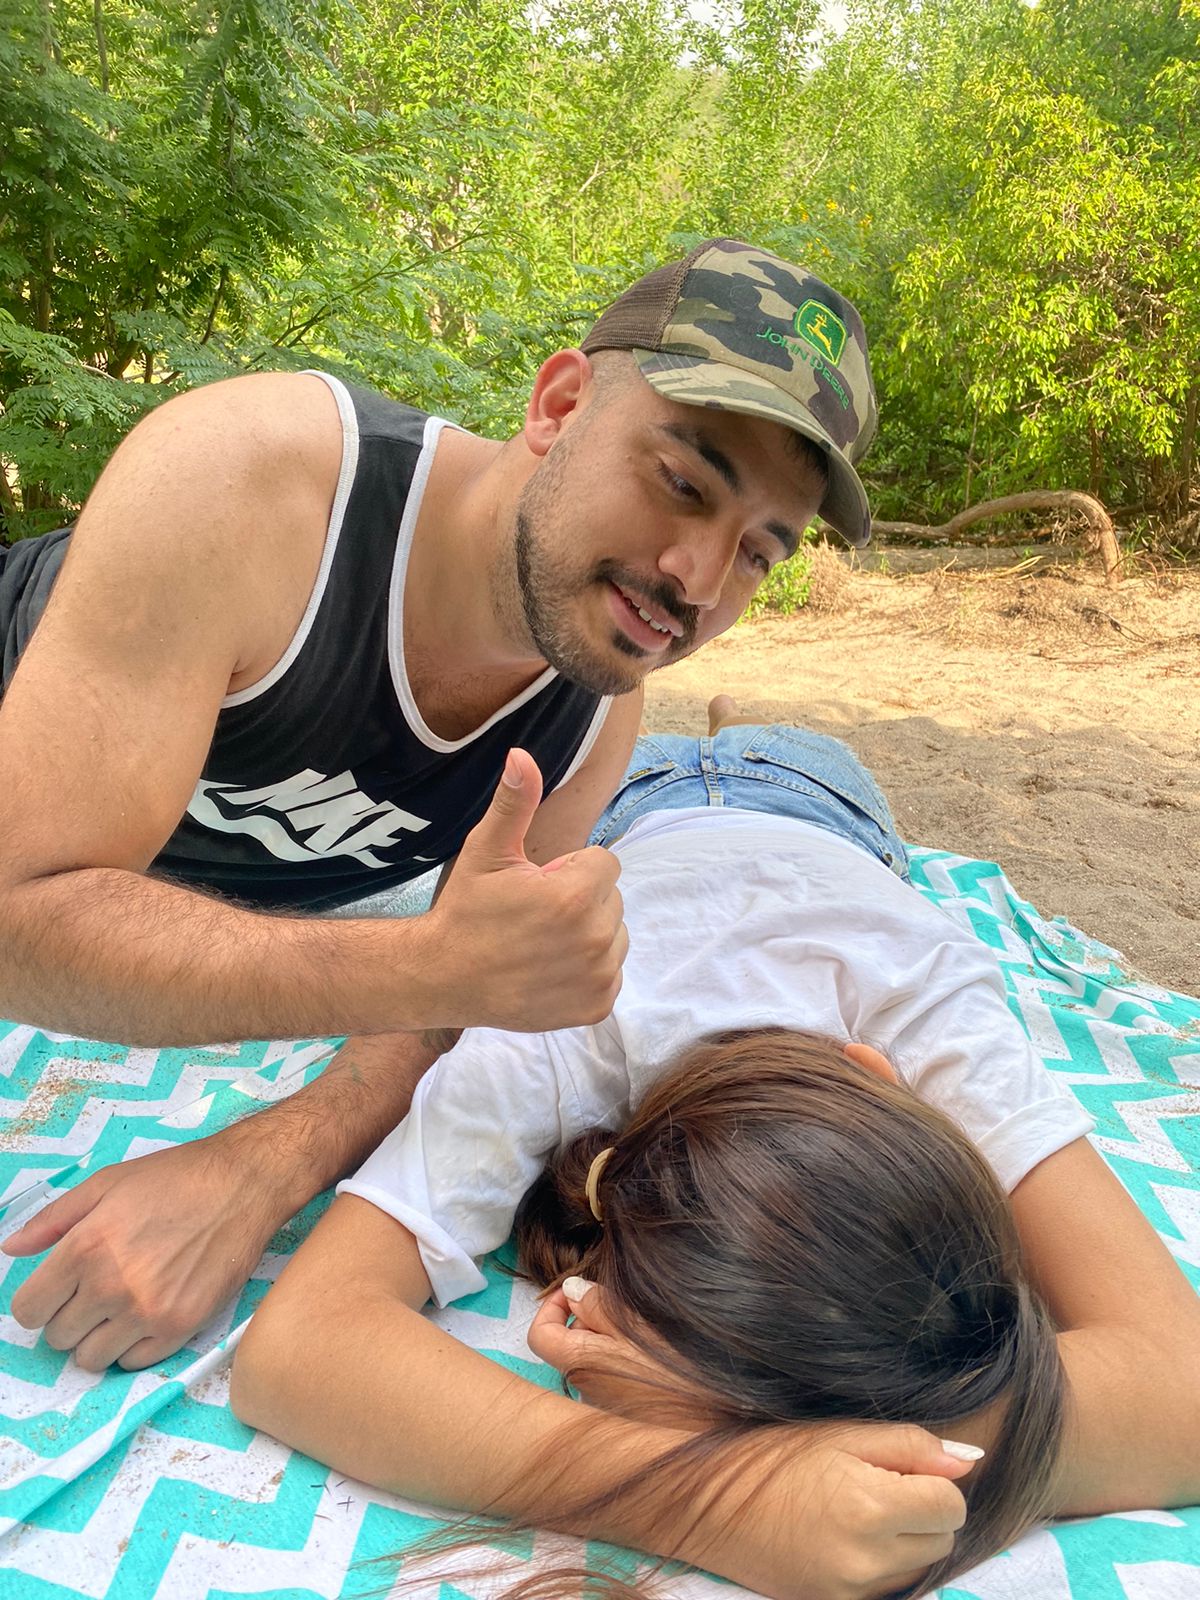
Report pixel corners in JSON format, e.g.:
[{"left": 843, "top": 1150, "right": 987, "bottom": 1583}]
[{"left": 0, "top": 238, "right": 877, "bottom": 1367}]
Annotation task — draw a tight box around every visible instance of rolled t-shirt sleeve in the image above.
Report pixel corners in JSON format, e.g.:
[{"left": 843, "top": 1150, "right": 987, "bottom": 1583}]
[{"left": 337, "top": 1019, "right": 631, "bottom": 1306}]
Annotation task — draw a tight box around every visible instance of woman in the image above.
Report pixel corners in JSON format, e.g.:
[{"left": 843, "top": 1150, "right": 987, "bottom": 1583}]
[
  {"left": 231, "top": 702, "right": 1200, "bottom": 1600},
  {"left": 507, "top": 1023, "right": 1065, "bottom": 1598}
]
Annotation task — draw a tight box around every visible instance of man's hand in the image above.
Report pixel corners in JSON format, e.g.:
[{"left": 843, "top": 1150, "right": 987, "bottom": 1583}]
[
  {"left": 425, "top": 748, "right": 628, "bottom": 1033},
  {"left": 1, "top": 1031, "right": 440, "bottom": 1371},
  {"left": 2, "top": 1131, "right": 290, "bottom": 1371}
]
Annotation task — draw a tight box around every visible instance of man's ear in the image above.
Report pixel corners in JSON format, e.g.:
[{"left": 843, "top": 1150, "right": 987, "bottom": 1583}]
[
  {"left": 843, "top": 1041, "right": 900, "bottom": 1084},
  {"left": 523, "top": 348, "right": 593, "bottom": 459}
]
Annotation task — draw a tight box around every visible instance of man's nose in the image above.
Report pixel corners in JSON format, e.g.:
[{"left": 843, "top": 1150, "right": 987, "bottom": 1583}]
[{"left": 656, "top": 525, "right": 738, "bottom": 610}]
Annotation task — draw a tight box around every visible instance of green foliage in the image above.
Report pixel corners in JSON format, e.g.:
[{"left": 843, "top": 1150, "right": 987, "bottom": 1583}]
[
  {"left": 799, "top": 0, "right": 1200, "bottom": 526},
  {"left": 745, "top": 549, "right": 815, "bottom": 619},
  {"left": 1, "top": 0, "right": 1198, "bottom": 555},
  {"left": 890, "top": 71, "right": 1185, "bottom": 496},
  {"left": 0, "top": 0, "right": 368, "bottom": 531}
]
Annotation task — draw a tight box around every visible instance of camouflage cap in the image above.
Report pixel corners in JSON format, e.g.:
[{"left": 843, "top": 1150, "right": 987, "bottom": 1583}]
[{"left": 582, "top": 238, "right": 877, "bottom": 547}]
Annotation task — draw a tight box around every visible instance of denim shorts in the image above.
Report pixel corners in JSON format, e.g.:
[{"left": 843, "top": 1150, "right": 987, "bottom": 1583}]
[{"left": 590, "top": 725, "right": 910, "bottom": 879}]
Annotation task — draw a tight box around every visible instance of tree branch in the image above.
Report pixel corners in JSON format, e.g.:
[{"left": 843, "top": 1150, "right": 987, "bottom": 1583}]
[
  {"left": 93, "top": 0, "right": 110, "bottom": 93},
  {"left": 0, "top": 461, "right": 21, "bottom": 525},
  {"left": 866, "top": 491, "right": 1122, "bottom": 588},
  {"left": 264, "top": 229, "right": 488, "bottom": 354},
  {"left": 200, "top": 265, "right": 228, "bottom": 345}
]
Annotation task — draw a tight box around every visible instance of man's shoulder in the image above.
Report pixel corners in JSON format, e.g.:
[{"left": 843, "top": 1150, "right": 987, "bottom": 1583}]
[
  {"left": 50, "top": 373, "right": 352, "bottom": 685},
  {"left": 138, "top": 370, "right": 345, "bottom": 482}
]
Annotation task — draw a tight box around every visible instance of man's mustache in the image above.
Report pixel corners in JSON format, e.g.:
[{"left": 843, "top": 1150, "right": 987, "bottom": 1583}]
[{"left": 594, "top": 560, "right": 698, "bottom": 648}]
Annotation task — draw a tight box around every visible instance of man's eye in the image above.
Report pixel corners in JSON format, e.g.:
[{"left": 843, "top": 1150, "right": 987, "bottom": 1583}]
[
  {"left": 744, "top": 546, "right": 772, "bottom": 576},
  {"left": 657, "top": 464, "right": 701, "bottom": 502}
]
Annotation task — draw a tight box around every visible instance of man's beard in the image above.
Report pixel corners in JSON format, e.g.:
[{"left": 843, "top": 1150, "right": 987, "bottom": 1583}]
[{"left": 512, "top": 508, "right": 697, "bottom": 696}]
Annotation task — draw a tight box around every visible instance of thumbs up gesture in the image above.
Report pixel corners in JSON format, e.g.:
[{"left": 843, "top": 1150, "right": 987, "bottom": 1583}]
[{"left": 423, "top": 749, "right": 628, "bottom": 1033}]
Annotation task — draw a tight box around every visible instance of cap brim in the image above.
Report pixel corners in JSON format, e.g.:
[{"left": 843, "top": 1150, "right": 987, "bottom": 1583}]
[{"left": 632, "top": 351, "right": 872, "bottom": 549}]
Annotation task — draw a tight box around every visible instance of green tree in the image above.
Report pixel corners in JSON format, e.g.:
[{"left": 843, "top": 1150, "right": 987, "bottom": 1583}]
[
  {"left": 2, "top": 0, "right": 1198, "bottom": 552},
  {"left": 0, "top": 0, "right": 381, "bottom": 532}
]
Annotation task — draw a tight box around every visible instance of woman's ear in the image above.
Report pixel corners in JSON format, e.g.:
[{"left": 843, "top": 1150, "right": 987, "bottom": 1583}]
[{"left": 843, "top": 1041, "right": 900, "bottom": 1084}]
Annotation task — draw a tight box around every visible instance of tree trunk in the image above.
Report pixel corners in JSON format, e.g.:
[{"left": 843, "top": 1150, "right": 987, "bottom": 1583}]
[
  {"left": 867, "top": 490, "right": 1122, "bottom": 588},
  {"left": 0, "top": 463, "right": 20, "bottom": 539},
  {"left": 38, "top": 0, "right": 60, "bottom": 64},
  {"left": 1087, "top": 418, "right": 1102, "bottom": 499},
  {"left": 1177, "top": 382, "right": 1199, "bottom": 522}
]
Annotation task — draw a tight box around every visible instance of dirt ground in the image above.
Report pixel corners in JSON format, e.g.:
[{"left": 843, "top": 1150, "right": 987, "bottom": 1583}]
[{"left": 642, "top": 546, "right": 1200, "bottom": 995}]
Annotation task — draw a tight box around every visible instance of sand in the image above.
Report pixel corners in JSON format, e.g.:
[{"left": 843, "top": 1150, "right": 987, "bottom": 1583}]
[{"left": 642, "top": 549, "right": 1200, "bottom": 995}]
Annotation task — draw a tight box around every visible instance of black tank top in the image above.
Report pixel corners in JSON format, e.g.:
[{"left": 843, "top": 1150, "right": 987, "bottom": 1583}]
[{"left": 0, "top": 372, "right": 611, "bottom": 910}]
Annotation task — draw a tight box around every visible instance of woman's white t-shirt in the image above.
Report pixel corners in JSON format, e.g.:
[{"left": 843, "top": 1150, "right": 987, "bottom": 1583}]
[{"left": 339, "top": 807, "right": 1094, "bottom": 1305}]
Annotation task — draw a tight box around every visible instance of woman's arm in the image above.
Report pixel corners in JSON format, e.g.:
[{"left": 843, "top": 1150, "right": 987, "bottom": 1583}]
[
  {"left": 984, "top": 1136, "right": 1200, "bottom": 1516},
  {"left": 231, "top": 1194, "right": 975, "bottom": 1600}
]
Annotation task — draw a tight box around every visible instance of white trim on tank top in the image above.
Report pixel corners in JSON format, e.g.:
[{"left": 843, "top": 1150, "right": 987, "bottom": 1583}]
[
  {"left": 549, "top": 695, "right": 613, "bottom": 793},
  {"left": 217, "top": 370, "right": 613, "bottom": 766},
  {"left": 388, "top": 414, "right": 575, "bottom": 755},
  {"left": 220, "top": 370, "right": 365, "bottom": 709}
]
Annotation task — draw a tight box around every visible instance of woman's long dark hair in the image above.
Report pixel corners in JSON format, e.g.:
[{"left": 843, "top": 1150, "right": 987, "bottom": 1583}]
[{"left": 507, "top": 1027, "right": 1065, "bottom": 1597}]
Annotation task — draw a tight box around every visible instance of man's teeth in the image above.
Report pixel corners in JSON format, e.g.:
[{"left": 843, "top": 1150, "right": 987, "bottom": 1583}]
[{"left": 635, "top": 604, "right": 671, "bottom": 634}]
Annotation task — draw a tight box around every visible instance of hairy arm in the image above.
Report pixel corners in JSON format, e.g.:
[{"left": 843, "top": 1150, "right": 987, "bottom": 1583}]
[
  {"left": 0, "top": 375, "right": 627, "bottom": 1046},
  {"left": 2, "top": 668, "right": 640, "bottom": 1365},
  {"left": 2, "top": 1030, "right": 438, "bottom": 1369},
  {"left": 0, "top": 374, "right": 424, "bottom": 1043},
  {"left": 519, "top": 686, "right": 642, "bottom": 866}
]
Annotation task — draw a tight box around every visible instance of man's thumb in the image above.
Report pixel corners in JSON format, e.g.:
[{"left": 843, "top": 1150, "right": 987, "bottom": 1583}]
[{"left": 463, "top": 749, "right": 545, "bottom": 868}]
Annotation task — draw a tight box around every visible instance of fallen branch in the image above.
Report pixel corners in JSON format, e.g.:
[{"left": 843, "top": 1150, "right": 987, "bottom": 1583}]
[{"left": 865, "top": 491, "right": 1122, "bottom": 588}]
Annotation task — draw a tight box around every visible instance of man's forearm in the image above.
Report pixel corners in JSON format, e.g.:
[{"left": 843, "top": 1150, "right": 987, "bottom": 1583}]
[
  {"left": 1051, "top": 1326, "right": 1200, "bottom": 1517},
  {"left": 0, "top": 867, "right": 442, "bottom": 1044},
  {"left": 0, "top": 753, "right": 627, "bottom": 1045},
  {"left": 220, "top": 1031, "right": 440, "bottom": 1220}
]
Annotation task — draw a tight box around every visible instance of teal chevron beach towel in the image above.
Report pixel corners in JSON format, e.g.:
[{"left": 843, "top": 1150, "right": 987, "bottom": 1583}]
[{"left": 1, "top": 849, "right": 1199, "bottom": 1600}]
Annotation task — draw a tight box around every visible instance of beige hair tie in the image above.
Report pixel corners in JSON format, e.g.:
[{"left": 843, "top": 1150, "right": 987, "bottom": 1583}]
[{"left": 585, "top": 1147, "right": 615, "bottom": 1221}]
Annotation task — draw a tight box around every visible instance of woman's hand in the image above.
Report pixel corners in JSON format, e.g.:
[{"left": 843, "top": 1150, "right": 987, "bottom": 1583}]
[
  {"left": 529, "top": 1277, "right": 981, "bottom": 1600},
  {"left": 529, "top": 1277, "right": 720, "bottom": 1428},
  {"left": 695, "top": 1422, "right": 978, "bottom": 1600}
]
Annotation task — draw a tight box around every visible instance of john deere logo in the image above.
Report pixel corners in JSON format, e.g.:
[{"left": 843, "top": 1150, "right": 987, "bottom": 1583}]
[{"left": 794, "top": 300, "right": 847, "bottom": 365}]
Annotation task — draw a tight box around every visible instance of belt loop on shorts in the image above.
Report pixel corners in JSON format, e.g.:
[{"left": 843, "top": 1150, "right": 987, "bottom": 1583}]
[{"left": 698, "top": 736, "right": 724, "bottom": 804}]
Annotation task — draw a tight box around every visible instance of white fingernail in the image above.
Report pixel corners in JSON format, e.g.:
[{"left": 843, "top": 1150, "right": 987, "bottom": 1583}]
[
  {"left": 562, "top": 1275, "right": 595, "bottom": 1302},
  {"left": 940, "top": 1439, "right": 986, "bottom": 1461}
]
